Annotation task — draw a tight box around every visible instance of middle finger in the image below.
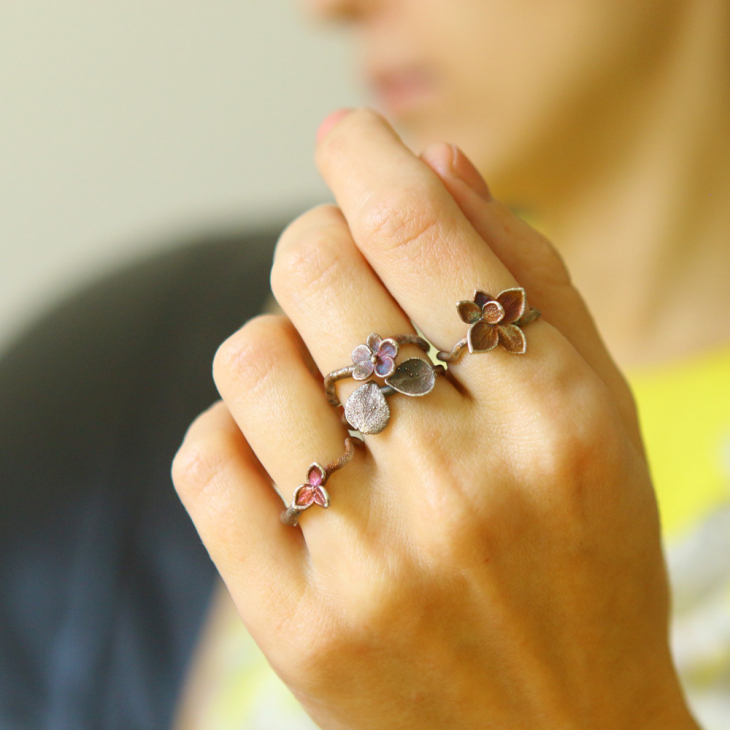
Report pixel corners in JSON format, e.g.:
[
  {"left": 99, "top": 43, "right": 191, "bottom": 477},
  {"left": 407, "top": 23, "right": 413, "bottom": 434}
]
[{"left": 315, "top": 108, "right": 562, "bottom": 396}]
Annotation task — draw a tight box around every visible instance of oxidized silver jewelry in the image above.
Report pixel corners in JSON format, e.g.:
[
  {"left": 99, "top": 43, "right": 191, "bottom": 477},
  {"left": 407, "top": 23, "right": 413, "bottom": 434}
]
[
  {"left": 324, "top": 333, "right": 444, "bottom": 435},
  {"left": 281, "top": 436, "right": 362, "bottom": 526},
  {"left": 283, "top": 289, "right": 538, "bottom": 526},
  {"left": 437, "top": 288, "right": 540, "bottom": 363}
]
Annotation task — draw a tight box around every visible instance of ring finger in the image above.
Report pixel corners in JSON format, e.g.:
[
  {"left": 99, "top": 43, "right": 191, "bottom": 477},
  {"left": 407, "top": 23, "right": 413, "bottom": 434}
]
[{"left": 212, "top": 313, "right": 384, "bottom": 559}]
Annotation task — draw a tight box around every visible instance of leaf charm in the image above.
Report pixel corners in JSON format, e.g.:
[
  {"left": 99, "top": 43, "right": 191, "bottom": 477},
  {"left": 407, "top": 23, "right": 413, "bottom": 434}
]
[
  {"left": 384, "top": 358, "right": 436, "bottom": 397},
  {"left": 344, "top": 382, "right": 391, "bottom": 434}
]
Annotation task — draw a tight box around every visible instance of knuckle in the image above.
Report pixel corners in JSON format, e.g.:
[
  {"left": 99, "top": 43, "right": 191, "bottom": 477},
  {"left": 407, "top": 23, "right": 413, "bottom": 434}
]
[
  {"left": 359, "top": 181, "right": 446, "bottom": 261},
  {"left": 527, "top": 229, "right": 572, "bottom": 289},
  {"left": 428, "top": 518, "right": 490, "bottom": 569},
  {"left": 349, "top": 106, "right": 386, "bottom": 127},
  {"left": 530, "top": 377, "right": 622, "bottom": 487},
  {"left": 295, "top": 629, "right": 351, "bottom": 684},
  {"left": 212, "top": 314, "right": 290, "bottom": 396},
  {"left": 276, "top": 614, "right": 353, "bottom": 692},
  {"left": 172, "top": 428, "right": 239, "bottom": 504},
  {"left": 317, "top": 107, "right": 385, "bottom": 159},
  {"left": 287, "top": 585, "right": 413, "bottom": 691},
  {"left": 271, "top": 222, "right": 349, "bottom": 305}
]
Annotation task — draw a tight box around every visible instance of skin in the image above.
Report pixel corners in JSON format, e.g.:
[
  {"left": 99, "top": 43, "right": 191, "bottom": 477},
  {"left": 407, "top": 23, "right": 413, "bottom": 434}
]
[
  {"left": 173, "top": 110, "right": 700, "bottom": 728},
  {"left": 305, "top": 0, "right": 730, "bottom": 366},
  {"left": 173, "top": 0, "right": 730, "bottom": 726}
]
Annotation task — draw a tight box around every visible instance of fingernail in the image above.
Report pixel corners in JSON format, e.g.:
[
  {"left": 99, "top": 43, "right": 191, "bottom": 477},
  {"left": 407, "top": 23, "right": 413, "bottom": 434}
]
[
  {"left": 316, "top": 108, "right": 352, "bottom": 144},
  {"left": 421, "top": 142, "right": 492, "bottom": 202},
  {"left": 449, "top": 144, "right": 492, "bottom": 201}
]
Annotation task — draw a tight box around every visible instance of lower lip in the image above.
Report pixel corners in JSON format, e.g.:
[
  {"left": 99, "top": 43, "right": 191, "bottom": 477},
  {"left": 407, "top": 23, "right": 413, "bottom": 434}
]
[{"left": 373, "top": 74, "right": 436, "bottom": 117}]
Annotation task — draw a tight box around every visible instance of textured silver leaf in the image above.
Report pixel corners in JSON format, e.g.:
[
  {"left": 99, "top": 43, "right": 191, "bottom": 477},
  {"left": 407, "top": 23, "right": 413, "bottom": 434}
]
[
  {"left": 384, "top": 358, "right": 436, "bottom": 397},
  {"left": 344, "top": 382, "right": 390, "bottom": 435}
]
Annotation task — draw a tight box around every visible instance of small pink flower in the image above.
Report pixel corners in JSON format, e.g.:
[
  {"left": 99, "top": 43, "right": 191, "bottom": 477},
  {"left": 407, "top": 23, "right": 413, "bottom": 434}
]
[
  {"left": 292, "top": 464, "right": 330, "bottom": 509},
  {"left": 351, "top": 334, "right": 399, "bottom": 380},
  {"left": 457, "top": 288, "right": 528, "bottom": 354}
]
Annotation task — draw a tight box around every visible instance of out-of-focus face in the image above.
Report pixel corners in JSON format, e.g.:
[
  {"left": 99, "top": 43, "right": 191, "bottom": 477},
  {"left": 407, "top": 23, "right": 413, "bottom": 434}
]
[{"left": 304, "top": 0, "right": 685, "bottom": 203}]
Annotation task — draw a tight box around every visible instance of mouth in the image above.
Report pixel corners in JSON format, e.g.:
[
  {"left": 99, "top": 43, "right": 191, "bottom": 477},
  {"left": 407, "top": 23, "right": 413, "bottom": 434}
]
[{"left": 368, "top": 66, "right": 437, "bottom": 118}]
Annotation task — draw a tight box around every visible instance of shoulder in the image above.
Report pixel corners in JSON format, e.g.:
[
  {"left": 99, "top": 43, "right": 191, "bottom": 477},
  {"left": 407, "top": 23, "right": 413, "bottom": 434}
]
[{"left": 0, "top": 226, "right": 280, "bottom": 727}]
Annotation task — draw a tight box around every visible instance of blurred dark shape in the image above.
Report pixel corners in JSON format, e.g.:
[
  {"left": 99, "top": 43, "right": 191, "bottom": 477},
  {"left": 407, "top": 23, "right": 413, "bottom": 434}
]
[{"left": 0, "top": 227, "right": 279, "bottom": 729}]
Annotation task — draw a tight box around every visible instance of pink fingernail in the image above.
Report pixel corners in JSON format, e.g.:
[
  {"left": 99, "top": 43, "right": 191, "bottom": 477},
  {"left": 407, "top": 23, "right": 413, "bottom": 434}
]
[{"left": 316, "top": 108, "right": 352, "bottom": 143}]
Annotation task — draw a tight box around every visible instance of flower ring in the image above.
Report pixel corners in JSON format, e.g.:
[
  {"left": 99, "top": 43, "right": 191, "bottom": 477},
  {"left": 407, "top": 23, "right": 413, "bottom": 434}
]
[
  {"left": 437, "top": 288, "right": 541, "bottom": 363},
  {"left": 351, "top": 334, "right": 400, "bottom": 380},
  {"left": 281, "top": 437, "right": 362, "bottom": 526}
]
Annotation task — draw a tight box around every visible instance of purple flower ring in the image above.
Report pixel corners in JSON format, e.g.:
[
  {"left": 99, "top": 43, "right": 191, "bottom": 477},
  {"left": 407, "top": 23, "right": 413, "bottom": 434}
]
[
  {"left": 323, "top": 332, "right": 444, "bottom": 435},
  {"left": 324, "top": 332, "right": 433, "bottom": 408},
  {"left": 351, "top": 334, "right": 399, "bottom": 380},
  {"left": 437, "top": 287, "right": 541, "bottom": 363}
]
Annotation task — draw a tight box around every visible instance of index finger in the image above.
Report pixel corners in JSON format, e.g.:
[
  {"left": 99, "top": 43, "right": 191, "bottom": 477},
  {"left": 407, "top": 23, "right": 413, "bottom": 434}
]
[{"left": 315, "top": 108, "right": 521, "bottom": 356}]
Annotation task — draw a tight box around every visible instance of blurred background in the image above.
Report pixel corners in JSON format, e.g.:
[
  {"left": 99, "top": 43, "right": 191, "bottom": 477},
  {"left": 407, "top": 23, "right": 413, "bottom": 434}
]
[{"left": 0, "top": 0, "right": 363, "bottom": 350}]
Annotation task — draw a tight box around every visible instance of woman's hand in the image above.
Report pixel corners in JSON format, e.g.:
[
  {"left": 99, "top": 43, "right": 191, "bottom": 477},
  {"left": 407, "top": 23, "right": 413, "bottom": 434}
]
[{"left": 172, "top": 109, "right": 698, "bottom": 729}]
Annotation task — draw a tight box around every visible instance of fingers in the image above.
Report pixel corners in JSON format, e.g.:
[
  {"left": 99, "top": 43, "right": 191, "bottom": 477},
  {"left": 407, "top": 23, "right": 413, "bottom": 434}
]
[
  {"left": 314, "top": 109, "right": 639, "bottom": 444},
  {"left": 419, "top": 142, "right": 642, "bottom": 450},
  {"left": 271, "top": 205, "right": 415, "bottom": 380},
  {"left": 172, "top": 400, "right": 306, "bottom": 630},
  {"left": 314, "top": 109, "right": 575, "bottom": 408},
  {"left": 211, "top": 313, "right": 383, "bottom": 556},
  {"left": 271, "top": 204, "right": 462, "bottom": 449},
  {"left": 315, "top": 108, "right": 521, "bottom": 357},
  {"left": 213, "top": 314, "right": 347, "bottom": 487}
]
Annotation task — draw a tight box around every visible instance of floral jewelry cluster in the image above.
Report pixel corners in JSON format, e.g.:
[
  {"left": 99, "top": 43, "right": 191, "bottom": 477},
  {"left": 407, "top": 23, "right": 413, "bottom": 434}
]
[{"left": 281, "top": 288, "right": 540, "bottom": 525}]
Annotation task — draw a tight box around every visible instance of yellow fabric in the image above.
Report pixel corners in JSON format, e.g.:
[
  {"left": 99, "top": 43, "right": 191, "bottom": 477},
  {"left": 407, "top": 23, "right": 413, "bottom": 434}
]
[
  {"left": 627, "top": 345, "right": 730, "bottom": 539},
  {"left": 628, "top": 346, "right": 730, "bottom": 730}
]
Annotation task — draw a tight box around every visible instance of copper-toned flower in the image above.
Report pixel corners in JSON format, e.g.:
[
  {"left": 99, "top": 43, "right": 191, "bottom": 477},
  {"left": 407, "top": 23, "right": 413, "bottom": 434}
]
[
  {"left": 351, "top": 334, "right": 399, "bottom": 380},
  {"left": 292, "top": 464, "right": 329, "bottom": 510},
  {"left": 457, "top": 288, "right": 528, "bottom": 354}
]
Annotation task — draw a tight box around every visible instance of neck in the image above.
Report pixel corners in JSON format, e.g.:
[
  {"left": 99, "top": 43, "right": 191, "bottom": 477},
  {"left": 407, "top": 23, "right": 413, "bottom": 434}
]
[{"left": 533, "top": 2, "right": 730, "bottom": 368}]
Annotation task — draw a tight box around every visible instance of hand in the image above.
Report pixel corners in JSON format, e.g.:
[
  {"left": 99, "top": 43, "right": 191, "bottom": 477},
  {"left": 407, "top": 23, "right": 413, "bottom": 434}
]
[{"left": 172, "top": 109, "right": 698, "bottom": 729}]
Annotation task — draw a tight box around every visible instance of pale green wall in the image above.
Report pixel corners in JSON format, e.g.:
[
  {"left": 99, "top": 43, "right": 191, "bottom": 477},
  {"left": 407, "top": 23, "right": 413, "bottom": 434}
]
[{"left": 0, "top": 0, "right": 362, "bottom": 345}]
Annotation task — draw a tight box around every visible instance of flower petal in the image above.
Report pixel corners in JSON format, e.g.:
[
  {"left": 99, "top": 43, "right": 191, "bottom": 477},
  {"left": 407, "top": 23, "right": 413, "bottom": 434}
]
[
  {"left": 467, "top": 321, "right": 499, "bottom": 353},
  {"left": 352, "top": 360, "right": 375, "bottom": 380},
  {"left": 377, "top": 338, "right": 399, "bottom": 359},
  {"left": 294, "top": 484, "right": 315, "bottom": 508},
  {"left": 366, "top": 333, "right": 382, "bottom": 352},
  {"left": 312, "top": 485, "right": 330, "bottom": 508},
  {"left": 473, "top": 290, "right": 494, "bottom": 308},
  {"left": 352, "top": 344, "right": 372, "bottom": 365},
  {"left": 498, "top": 324, "right": 527, "bottom": 354},
  {"left": 307, "top": 463, "right": 326, "bottom": 487},
  {"left": 457, "top": 300, "right": 482, "bottom": 324},
  {"left": 497, "top": 288, "right": 527, "bottom": 323},
  {"left": 353, "top": 360, "right": 374, "bottom": 380},
  {"left": 374, "top": 355, "right": 396, "bottom": 378}
]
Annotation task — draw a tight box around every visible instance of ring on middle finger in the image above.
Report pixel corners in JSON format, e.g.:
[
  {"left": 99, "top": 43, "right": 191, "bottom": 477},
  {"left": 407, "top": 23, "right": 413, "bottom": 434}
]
[{"left": 324, "top": 333, "right": 444, "bottom": 435}]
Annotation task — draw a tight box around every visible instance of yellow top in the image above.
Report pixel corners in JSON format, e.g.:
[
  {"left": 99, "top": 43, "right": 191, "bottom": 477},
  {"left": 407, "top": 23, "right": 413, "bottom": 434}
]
[
  {"left": 629, "top": 346, "right": 730, "bottom": 540},
  {"left": 629, "top": 346, "right": 730, "bottom": 730},
  {"left": 177, "top": 347, "right": 730, "bottom": 730}
]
